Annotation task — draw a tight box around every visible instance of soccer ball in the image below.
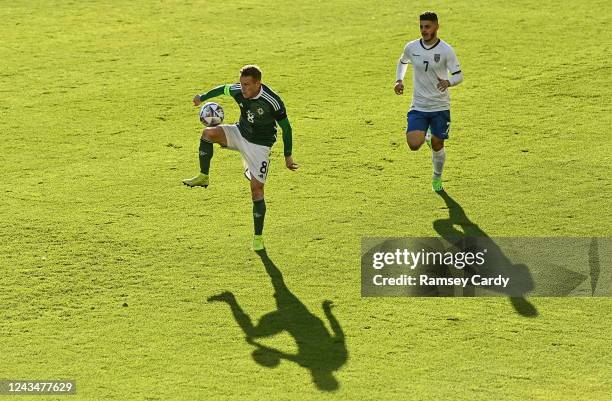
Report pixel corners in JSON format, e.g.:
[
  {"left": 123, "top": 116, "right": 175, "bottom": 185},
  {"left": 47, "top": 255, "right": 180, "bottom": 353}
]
[{"left": 199, "top": 102, "right": 224, "bottom": 126}]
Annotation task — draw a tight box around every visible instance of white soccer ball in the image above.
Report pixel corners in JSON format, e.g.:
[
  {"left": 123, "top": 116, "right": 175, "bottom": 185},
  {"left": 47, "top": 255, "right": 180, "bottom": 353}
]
[{"left": 199, "top": 102, "right": 224, "bottom": 126}]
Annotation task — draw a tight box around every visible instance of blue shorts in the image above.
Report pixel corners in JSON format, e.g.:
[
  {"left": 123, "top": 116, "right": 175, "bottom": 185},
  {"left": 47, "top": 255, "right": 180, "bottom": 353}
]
[{"left": 407, "top": 109, "right": 451, "bottom": 140}]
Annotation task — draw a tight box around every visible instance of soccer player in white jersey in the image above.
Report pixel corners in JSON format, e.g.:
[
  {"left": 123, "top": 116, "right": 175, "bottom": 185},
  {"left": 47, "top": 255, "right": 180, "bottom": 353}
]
[{"left": 394, "top": 11, "right": 464, "bottom": 192}]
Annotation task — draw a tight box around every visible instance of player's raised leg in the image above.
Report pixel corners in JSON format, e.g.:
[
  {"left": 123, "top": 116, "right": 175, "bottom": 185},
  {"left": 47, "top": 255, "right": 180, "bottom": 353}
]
[
  {"left": 182, "top": 126, "right": 228, "bottom": 188},
  {"left": 251, "top": 178, "right": 266, "bottom": 251},
  {"left": 407, "top": 130, "right": 426, "bottom": 151},
  {"left": 406, "top": 110, "right": 429, "bottom": 151}
]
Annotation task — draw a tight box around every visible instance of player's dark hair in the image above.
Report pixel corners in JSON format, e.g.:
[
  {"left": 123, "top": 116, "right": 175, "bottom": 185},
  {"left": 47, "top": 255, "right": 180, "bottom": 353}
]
[
  {"left": 419, "top": 11, "right": 438, "bottom": 22},
  {"left": 240, "top": 65, "right": 262, "bottom": 81}
]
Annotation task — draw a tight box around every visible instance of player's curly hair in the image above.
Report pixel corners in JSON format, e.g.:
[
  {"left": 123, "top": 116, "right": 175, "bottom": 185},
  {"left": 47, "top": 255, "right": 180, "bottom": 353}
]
[
  {"left": 419, "top": 11, "right": 438, "bottom": 22},
  {"left": 240, "top": 65, "right": 262, "bottom": 81}
]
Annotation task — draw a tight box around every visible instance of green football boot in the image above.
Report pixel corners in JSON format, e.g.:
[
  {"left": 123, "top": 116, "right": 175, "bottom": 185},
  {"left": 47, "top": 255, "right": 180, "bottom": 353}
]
[
  {"left": 432, "top": 177, "right": 443, "bottom": 192},
  {"left": 252, "top": 235, "right": 265, "bottom": 251},
  {"left": 182, "top": 173, "right": 209, "bottom": 188}
]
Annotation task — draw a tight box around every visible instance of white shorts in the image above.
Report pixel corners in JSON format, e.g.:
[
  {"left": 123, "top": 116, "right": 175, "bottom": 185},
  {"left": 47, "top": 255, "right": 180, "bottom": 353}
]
[{"left": 220, "top": 124, "right": 271, "bottom": 183}]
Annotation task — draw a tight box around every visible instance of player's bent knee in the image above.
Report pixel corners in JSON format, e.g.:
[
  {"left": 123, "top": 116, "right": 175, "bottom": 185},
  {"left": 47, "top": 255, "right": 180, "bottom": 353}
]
[
  {"left": 407, "top": 142, "right": 421, "bottom": 151},
  {"left": 406, "top": 138, "right": 422, "bottom": 151},
  {"left": 431, "top": 137, "right": 445, "bottom": 151},
  {"left": 406, "top": 131, "right": 425, "bottom": 151},
  {"left": 202, "top": 126, "right": 227, "bottom": 146},
  {"left": 201, "top": 127, "right": 217, "bottom": 141}
]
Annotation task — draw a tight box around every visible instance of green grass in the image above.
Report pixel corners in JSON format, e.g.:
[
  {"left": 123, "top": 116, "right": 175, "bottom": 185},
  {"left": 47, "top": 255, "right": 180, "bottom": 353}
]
[{"left": 1, "top": 0, "right": 611, "bottom": 400}]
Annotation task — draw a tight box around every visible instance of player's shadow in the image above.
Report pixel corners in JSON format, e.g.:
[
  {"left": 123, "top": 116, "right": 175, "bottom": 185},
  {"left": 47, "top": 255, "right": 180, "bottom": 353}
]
[
  {"left": 207, "top": 250, "right": 348, "bottom": 392},
  {"left": 433, "top": 190, "right": 539, "bottom": 317}
]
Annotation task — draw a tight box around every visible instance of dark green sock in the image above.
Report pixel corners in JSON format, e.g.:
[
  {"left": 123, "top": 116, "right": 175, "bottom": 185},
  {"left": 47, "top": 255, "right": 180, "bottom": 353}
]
[
  {"left": 253, "top": 199, "right": 266, "bottom": 235},
  {"left": 199, "top": 139, "right": 213, "bottom": 174}
]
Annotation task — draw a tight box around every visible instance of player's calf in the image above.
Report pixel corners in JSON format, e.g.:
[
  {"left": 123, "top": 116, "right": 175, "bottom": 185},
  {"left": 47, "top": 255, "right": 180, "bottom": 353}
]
[
  {"left": 250, "top": 180, "right": 266, "bottom": 250},
  {"left": 431, "top": 139, "right": 446, "bottom": 192}
]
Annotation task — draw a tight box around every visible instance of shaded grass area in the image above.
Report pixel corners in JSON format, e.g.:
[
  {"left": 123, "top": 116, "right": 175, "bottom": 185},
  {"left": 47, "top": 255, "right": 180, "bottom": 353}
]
[{"left": 1, "top": 1, "right": 610, "bottom": 400}]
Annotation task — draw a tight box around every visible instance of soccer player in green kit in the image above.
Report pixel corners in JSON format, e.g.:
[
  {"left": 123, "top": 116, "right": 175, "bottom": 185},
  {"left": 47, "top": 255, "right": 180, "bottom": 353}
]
[{"left": 183, "top": 65, "right": 298, "bottom": 251}]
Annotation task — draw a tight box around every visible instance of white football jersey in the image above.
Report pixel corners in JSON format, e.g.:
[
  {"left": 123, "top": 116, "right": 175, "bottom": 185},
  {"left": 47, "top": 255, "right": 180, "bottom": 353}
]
[{"left": 398, "top": 38, "right": 462, "bottom": 112}]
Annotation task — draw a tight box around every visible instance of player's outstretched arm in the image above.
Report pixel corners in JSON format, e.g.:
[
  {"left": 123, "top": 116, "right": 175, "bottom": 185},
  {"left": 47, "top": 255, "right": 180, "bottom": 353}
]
[
  {"left": 323, "top": 300, "right": 345, "bottom": 341},
  {"left": 277, "top": 117, "right": 298, "bottom": 171},
  {"left": 192, "top": 84, "right": 227, "bottom": 106}
]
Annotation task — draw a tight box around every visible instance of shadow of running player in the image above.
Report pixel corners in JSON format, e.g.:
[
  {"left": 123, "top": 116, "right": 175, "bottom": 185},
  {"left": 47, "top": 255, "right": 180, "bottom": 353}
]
[
  {"left": 433, "top": 190, "right": 539, "bottom": 317},
  {"left": 207, "top": 250, "right": 348, "bottom": 392}
]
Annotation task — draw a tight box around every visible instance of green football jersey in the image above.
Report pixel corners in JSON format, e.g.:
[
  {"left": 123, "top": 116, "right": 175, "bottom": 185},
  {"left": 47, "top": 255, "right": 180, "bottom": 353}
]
[{"left": 223, "top": 83, "right": 287, "bottom": 148}]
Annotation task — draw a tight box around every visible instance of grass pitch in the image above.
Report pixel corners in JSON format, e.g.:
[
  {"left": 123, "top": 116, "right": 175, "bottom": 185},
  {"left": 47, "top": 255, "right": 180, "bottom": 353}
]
[{"left": 1, "top": 0, "right": 611, "bottom": 400}]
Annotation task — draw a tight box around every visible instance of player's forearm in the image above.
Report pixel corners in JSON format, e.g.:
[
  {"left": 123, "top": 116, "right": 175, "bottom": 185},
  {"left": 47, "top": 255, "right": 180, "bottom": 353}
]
[
  {"left": 324, "top": 307, "right": 345, "bottom": 340},
  {"left": 277, "top": 117, "right": 292, "bottom": 157},
  {"left": 448, "top": 71, "right": 464, "bottom": 86},
  {"left": 198, "top": 85, "right": 226, "bottom": 101},
  {"left": 396, "top": 61, "right": 408, "bottom": 82}
]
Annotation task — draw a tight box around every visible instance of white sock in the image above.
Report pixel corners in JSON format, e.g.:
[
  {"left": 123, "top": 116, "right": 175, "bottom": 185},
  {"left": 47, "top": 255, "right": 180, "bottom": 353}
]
[{"left": 432, "top": 148, "right": 446, "bottom": 179}]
